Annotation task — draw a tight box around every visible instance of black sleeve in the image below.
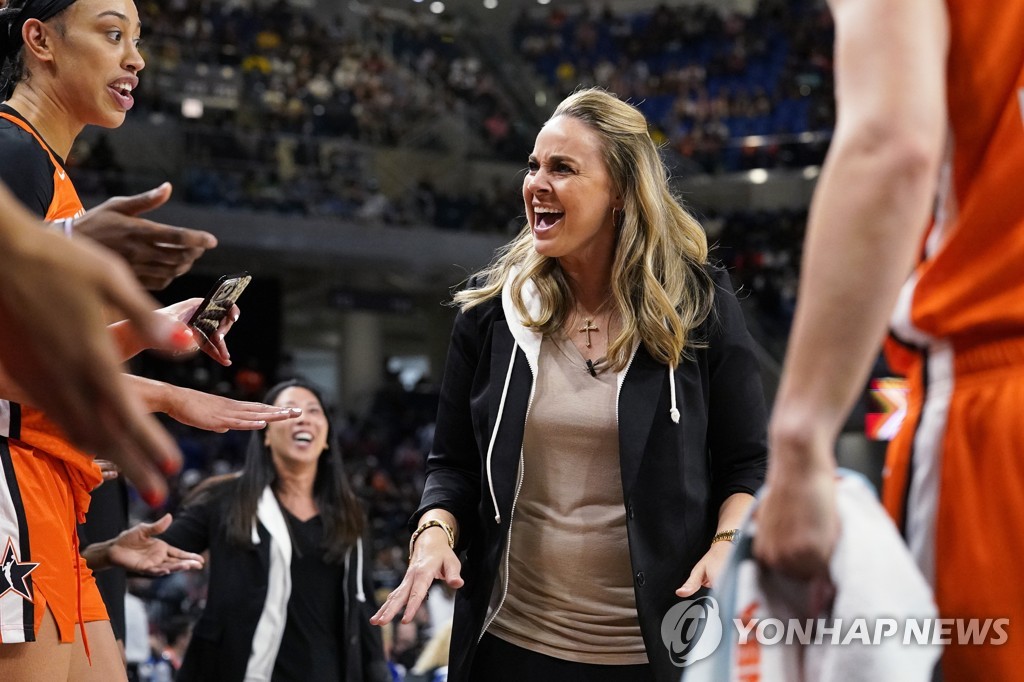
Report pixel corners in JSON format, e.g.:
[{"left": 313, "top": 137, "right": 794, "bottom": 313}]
[
  {"left": 0, "top": 125, "right": 54, "bottom": 217},
  {"left": 412, "top": 304, "right": 485, "bottom": 542},
  {"left": 158, "top": 486, "right": 220, "bottom": 555},
  {"left": 706, "top": 266, "right": 769, "bottom": 507}
]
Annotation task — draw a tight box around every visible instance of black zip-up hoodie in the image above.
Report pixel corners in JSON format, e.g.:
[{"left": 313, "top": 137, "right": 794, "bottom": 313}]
[{"left": 414, "top": 266, "right": 768, "bottom": 682}]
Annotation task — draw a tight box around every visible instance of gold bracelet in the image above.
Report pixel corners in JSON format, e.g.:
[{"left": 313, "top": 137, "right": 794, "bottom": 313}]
[
  {"left": 712, "top": 529, "right": 739, "bottom": 545},
  {"left": 409, "top": 519, "right": 456, "bottom": 558}
]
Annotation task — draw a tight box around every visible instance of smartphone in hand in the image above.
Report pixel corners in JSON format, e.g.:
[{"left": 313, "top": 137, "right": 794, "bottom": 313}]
[{"left": 187, "top": 272, "right": 252, "bottom": 347}]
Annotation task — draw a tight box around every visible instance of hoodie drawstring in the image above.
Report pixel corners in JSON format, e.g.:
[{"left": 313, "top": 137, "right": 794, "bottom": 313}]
[
  {"left": 355, "top": 537, "right": 366, "bottom": 603},
  {"left": 486, "top": 342, "right": 519, "bottom": 525},
  {"left": 668, "top": 366, "right": 680, "bottom": 424}
]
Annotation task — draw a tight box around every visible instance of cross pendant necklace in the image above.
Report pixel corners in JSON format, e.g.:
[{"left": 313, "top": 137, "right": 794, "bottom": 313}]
[{"left": 579, "top": 318, "right": 599, "bottom": 348}]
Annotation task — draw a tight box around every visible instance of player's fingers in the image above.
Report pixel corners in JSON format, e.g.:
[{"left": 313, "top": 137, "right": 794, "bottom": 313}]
[
  {"left": 101, "top": 182, "right": 172, "bottom": 217},
  {"left": 209, "top": 332, "right": 231, "bottom": 366},
  {"left": 142, "top": 221, "right": 217, "bottom": 250},
  {"left": 214, "top": 305, "right": 239, "bottom": 340},
  {"left": 213, "top": 414, "right": 293, "bottom": 429},
  {"left": 675, "top": 565, "right": 705, "bottom": 597},
  {"left": 194, "top": 330, "right": 230, "bottom": 366},
  {"left": 135, "top": 251, "right": 192, "bottom": 268},
  {"left": 39, "top": 374, "right": 110, "bottom": 454},
  {"left": 142, "top": 513, "right": 174, "bottom": 536},
  {"left": 166, "top": 549, "right": 205, "bottom": 568},
  {"left": 250, "top": 407, "right": 302, "bottom": 422},
  {"left": 98, "top": 420, "right": 171, "bottom": 509},
  {"left": 96, "top": 382, "right": 180, "bottom": 506}
]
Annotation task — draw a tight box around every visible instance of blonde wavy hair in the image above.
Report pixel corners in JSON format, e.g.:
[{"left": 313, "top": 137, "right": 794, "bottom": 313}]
[{"left": 454, "top": 88, "right": 714, "bottom": 370}]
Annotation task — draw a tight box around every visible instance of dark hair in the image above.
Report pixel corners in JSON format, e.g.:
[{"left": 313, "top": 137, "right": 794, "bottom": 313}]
[
  {"left": 0, "top": 0, "right": 75, "bottom": 99},
  {"left": 194, "top": 379, "right": 365, "bottom": 563}
]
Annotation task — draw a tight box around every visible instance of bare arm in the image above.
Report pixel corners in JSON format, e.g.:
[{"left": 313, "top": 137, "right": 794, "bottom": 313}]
[
  {"left": 129, "top": 375, "right": 300, "bottom": 431},
  {"left": 755, "top": 0, "right": 950, "bottom": 578}
]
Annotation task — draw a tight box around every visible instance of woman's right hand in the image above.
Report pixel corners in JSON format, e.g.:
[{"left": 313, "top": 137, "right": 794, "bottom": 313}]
[{"left": 370, "top": 526, "right": 464, "bottom": 626}]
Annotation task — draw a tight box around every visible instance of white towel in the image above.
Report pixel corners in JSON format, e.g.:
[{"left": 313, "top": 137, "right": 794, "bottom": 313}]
[{"left": 685, "top": 471, "right": 941, "bottom": 682}]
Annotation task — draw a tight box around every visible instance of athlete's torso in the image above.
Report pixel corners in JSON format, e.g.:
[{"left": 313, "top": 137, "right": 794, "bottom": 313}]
[
  {"left": 0, "top": 103, "right": 97, "bottom": 498},
  {"left": 894, "top": 2, "right": 1024, "bottom": 348}
]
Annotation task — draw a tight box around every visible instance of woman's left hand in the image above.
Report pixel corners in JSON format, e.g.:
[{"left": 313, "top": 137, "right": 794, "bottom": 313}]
[{"left": 675, "top": 540, "right": 735, "bottom": 598}]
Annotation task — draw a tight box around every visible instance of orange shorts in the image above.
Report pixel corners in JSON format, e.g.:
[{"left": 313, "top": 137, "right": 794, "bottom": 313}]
[
  {"left": 1, "top": 405, "right": 106, "bottom": 645},
  {"left": 883, "top": 337, "right": 1024, "bottom": 681}
]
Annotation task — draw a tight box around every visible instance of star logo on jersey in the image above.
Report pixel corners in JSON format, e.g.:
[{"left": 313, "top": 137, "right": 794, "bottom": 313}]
[{"left": 0, "top": 538, "right": 38, "bottom": 602}]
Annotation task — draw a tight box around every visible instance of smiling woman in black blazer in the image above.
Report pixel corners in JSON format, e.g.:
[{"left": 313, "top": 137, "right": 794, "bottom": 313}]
[{"left": 161, "top": 379, "right": 389, "bottom": 682}]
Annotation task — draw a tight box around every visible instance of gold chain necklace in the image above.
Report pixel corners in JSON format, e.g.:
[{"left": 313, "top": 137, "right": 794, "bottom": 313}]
[{"left": 574, "top": 298, "right": 613, "bottom": 349}]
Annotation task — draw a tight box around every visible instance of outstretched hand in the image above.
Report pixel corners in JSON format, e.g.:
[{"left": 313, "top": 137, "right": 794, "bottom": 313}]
[
  {"left": 74, "top": 183, "right": 217, "bottom": 291},
  {"left": 107, "top": 514, "right": 205, "bottom": 576},
  {"left": 162, "top": 385, "right": 301, "bottom": 432},
  {"left": 370, "top": 526, "right": 464, "bottom": 626}
]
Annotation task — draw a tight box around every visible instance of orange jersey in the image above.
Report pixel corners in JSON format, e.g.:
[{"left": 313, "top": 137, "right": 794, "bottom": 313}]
[
  {"left": 882, "top": 6, "right": 1024, "bottom": 680},
  {"left": 0, "top": 106, "right": 105, "bottom": 644},
  {"left": 891, "top": 2, "right": 1024, "bottom": 350},
  {"left": 0, "top": 109, "right": 84, "bottom": 221}
]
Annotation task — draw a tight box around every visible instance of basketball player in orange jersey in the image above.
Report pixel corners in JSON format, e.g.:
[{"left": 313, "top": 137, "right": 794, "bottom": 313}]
[
  {"left": 0, "top": 0, "right": 219, "bottom": 294},
  {"left": 0, "top": 179, "right": 189, "bottom": 493},
  {"left": 756, "top": 0, "right": 1024, "bottom": 678},
  {"left": 0, "top": 1, "right": 303, "bottom": 678}
]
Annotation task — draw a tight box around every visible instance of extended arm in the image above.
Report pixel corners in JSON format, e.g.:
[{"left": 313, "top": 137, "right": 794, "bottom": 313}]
[
  {"left": 82, "top": 514, "right": 205, "bottom": 575},
  {"left": 129, "top": 375, "right": 300, "bottom": 432},
  {"left": 371, "top": 306, "right": 485, "bottom": 626}
]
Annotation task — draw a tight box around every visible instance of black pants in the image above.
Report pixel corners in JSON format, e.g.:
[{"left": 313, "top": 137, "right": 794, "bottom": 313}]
[{"left": 469, "top": 633, "right": 657, "bottom": 682}]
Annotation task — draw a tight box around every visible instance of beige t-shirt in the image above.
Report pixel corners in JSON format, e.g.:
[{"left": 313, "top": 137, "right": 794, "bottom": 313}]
[{"left": 488, "top": 334, "right": 647, "bottom": 664}]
